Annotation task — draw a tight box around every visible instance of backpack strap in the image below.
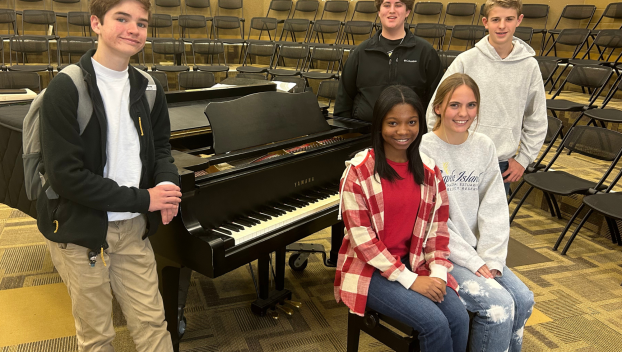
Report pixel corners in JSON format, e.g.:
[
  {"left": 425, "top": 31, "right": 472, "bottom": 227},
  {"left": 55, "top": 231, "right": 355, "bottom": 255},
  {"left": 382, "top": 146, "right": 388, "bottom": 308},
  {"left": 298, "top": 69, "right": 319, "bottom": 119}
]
[
  {"left": 60, "top": 64, "right": 92, "bottom": 135},
  {"left": 135, "top": 68, "right": 157, "bottom": 112}
]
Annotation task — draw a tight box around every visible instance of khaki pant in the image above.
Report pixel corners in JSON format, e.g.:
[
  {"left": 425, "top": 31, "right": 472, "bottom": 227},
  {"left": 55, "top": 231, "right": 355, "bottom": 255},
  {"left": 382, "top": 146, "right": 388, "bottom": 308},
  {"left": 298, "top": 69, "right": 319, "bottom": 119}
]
[{"left": 47, "top": 215, "right": 173, "bottom": 352}]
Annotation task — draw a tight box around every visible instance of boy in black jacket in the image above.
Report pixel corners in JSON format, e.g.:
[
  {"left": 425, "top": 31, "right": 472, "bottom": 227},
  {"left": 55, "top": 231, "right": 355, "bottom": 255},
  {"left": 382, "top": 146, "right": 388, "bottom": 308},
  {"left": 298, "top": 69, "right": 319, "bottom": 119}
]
[
  {"left": 334, "top": 0, "right": 443, "bottom": 122},
  {"left": 38, "top": 0, "right": 180, "bottom": 350}
]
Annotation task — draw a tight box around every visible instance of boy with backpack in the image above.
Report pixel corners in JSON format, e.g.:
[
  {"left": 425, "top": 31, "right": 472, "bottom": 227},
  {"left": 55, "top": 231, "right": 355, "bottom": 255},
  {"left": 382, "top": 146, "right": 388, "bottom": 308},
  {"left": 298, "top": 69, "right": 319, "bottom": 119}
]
[
  {"left": 34, "top": 0, "right": 181, "bottom": 350},
  {"left": 425, "top": 0, "right": 547, "bottom": 195}
]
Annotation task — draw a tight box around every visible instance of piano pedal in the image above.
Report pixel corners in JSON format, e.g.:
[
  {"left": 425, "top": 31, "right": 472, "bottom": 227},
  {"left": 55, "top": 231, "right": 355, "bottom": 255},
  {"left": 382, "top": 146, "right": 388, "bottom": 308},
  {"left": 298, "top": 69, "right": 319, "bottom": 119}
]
[
  {"left": 268, "top": 309, "right": 280, "bottom": 320},
  {"left": 285, "top": 300, "right": 302, "bottom": 309},
  {"left": 277, "top": 304, "right": 294, "bottom": 316}
]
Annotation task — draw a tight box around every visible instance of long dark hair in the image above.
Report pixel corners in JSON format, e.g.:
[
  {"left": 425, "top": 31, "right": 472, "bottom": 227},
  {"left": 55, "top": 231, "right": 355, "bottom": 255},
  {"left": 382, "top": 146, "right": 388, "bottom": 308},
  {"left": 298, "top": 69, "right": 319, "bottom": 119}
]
[{"left": 372, "top": 85, "right": 427, "bottom": 185}]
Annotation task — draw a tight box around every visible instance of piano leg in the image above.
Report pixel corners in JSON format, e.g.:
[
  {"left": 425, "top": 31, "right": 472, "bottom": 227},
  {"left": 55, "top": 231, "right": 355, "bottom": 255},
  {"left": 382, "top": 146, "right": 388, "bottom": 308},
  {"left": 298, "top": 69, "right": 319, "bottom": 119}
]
[
  {"left": 251, "top": 249, "right": 292, "bottom": 316},
  {"left": 328, "top": 221, "right": 345, "bottom": 267},
  {"left": 161, "top": 266, "right": 192, "bottom": 352}
]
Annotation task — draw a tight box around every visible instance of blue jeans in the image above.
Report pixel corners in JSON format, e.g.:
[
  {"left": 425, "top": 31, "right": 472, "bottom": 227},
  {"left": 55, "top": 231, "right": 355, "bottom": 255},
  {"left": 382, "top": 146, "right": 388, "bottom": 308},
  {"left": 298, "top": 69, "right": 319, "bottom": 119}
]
[
  {"left": 499, "top": 161, "right": 511, "bottom": 195},
  {"left": 451, "top": 264, "right": 534, "bottom": 352},
  {"left": 366, "top": 259, "right": 469, "bottom": 352}
]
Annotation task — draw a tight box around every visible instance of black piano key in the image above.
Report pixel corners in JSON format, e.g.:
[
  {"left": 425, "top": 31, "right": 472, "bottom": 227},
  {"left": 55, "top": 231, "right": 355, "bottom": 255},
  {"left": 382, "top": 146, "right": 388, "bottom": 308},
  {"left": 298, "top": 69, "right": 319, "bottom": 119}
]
[
  {"left": 231, "top": 219, "right": 252, "bottom": 228},
  {"left": 302, "top": 191, "right": 323, "bottom": 200},
  {"left": 213, "top": 227, "right": 232, "bottom": 236},
  {"left": 237, "top": 216, "right": 260, "bottom": 226},
  {"left": 320, "top": 186, "right": 338, "bottom": 194},
  {"left": 295, "top": 194, "right": 317, "bottom": 203},
  {"left": 259, "top": 206, "right": 283, "bottom": 216},
  {"left": 221, "top": 222, "right": 242, "bottom": 232},
  {"left": 248, "top": 211, "right": 270, "bottom": 221},
  {"left": 311, "top": 189, "right": 331, "bottom": 198},
  {"left": 274, "top": 202, "right": 297, "bottom": 211},
  {"left": 283, "top": 198, "right": 307, "bottom": 207}
]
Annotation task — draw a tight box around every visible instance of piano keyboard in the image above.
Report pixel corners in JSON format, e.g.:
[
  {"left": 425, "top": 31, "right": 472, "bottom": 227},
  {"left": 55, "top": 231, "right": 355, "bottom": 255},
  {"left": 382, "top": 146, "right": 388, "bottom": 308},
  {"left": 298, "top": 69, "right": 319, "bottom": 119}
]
[{"left": 210, "top": 186, "right": 340, "bottom": 245}]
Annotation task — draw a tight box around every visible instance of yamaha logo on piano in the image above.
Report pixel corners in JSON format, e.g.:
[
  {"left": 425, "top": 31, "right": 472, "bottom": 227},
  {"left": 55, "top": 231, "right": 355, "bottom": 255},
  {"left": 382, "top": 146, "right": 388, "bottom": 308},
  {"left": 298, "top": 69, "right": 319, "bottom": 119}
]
[{"left": 294, "top": 177, "right": 315, "bottom": 187}]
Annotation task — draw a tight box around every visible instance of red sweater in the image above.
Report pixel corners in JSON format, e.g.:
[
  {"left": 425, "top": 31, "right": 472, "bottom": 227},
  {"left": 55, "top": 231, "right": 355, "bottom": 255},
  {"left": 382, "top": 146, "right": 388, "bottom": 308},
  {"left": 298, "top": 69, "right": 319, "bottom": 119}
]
[{"left": 380, "top": 160, "right": 421, "bottom": 258}]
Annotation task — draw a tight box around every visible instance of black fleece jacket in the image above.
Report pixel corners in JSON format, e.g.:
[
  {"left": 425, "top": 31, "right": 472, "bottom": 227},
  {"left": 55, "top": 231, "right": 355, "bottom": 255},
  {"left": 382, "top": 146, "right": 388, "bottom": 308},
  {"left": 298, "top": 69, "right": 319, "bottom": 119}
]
[
  {"left": 37, "top": 50, "right": 179, "bottom": 251},
  {"left": 334, "top": 30, "right": 443, "bottom": 122}
]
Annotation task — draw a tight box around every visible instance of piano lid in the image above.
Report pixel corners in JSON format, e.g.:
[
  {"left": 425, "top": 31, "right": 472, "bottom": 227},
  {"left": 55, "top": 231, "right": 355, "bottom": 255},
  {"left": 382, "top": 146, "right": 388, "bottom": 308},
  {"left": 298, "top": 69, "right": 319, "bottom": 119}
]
[{"left": 205, "top": 91, "right": 331, "bottom": 155}]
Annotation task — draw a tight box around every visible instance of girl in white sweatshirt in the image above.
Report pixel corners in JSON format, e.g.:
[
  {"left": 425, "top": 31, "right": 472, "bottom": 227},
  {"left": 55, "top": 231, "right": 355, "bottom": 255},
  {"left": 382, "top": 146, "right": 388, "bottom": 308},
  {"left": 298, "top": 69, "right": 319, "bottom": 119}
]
[{"left": 420, "top": 73, "right": 534, "bottom": 352}]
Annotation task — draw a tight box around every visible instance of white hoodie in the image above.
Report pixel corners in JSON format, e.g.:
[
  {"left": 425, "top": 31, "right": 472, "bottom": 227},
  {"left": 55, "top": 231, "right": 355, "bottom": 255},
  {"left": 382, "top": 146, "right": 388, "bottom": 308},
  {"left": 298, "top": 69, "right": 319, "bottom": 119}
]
[{"left": 426, "top": 36, "right": 548, "bottom": 169}]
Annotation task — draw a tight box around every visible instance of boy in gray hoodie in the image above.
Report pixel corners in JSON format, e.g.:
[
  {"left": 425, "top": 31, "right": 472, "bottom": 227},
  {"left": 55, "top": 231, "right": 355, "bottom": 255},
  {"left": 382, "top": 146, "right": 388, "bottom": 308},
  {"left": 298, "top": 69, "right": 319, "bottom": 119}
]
[{"left": 426, "top": 0, "right": 547, "bottom": 194}]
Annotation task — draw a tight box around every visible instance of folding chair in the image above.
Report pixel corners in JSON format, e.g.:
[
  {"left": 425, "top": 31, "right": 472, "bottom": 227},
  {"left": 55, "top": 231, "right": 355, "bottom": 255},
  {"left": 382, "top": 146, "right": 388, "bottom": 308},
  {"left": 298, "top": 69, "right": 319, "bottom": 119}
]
[
  {"left": 184, "top": 0, "right": 213, "bottom": 34},
  {"left": 521, "top": 4, "right": 549, "bottom": 54},
  {"left": 575, "top": 75, "right": 622, "bottom": 131},
  {"left": 414, "top": 23, "right": 447, "bottom": 50},
  {"left": 508, "top": 116, "right": 563, "bottom": 203},
  {"left": 543, "top": 5, "right": 596, "bottom": 57},
  {"left": 279, "top": 0, "right": 319, "bottom": 43},
  {"left": 66, "top": 11, "right": 91, "bottom": 37},
  {"left": 21, "top": 9, "right": 58, "bottom": 39},
  {"left": 535, "top": 28, "right": 592, "bottom": 88},
  {"left": 301, "top": 45, "right": 342, "bottom": 87},
  {"left": 192, "top": 39, "right": 230, "bottom": 77},
  {"left": 155, "top": 0, "right": 182, "bottom": 20},
  {"left": 308, "top": 0, "right": 349, "bottom": 45},
  {"left": 148, "top": 14, "right": 174, "bottom": 40},
  {"left": 216, "top": 0, "right": 245, "bottom": 37},
  {"left": 268, "top": 43, "right": 309, "bottom": 78},
  {"left": 236, "top": 40, "right": 276, "bottom": 74},
  {"left": 317, "top": 79, "right": 339, "bottom": 110},
  {"left": 556, "top": 167, "right": 622, "bottom": 255},
  {"left": 178, "top": 14, "right": 209, "bottom": 43},
  {"left": 338, "top": 1, "right": 377, "bottom": 50},
  {"left": 151, "top": 38, "right": 190, "bottom": 72},
  {"left": 546, "top": 65, "right": 613, "bottom": 122},
  {"left": 149, "top": 71, "right": 169, "bottom": 91},
  {"left": 442, "top": 2, "right": 477, "bottom": 31},
  {"left": 0, "top": 9, "right": 17, "bottom": 41},
  {"left": 7, "top": 36, "right": 53, "bottom": 78},
  {"left": 510, "top": 126, "right": 622, "bottom": 227},
  {"left": 514, "top": 27, "right": 534, "bottom": 45},
  {"left": 247, "top": 17, "right": 278, "bottom": 41}
]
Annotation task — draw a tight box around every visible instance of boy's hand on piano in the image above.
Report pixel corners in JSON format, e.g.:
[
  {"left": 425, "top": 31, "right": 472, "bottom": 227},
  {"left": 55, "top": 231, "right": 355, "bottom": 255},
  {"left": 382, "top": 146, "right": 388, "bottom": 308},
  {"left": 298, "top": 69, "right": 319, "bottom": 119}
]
[
  {"left": 410, "top": 276, "right": 447, "bottom": 303},
  {"left": 148, "top": 184, "right": 182, "bottom": 213}
]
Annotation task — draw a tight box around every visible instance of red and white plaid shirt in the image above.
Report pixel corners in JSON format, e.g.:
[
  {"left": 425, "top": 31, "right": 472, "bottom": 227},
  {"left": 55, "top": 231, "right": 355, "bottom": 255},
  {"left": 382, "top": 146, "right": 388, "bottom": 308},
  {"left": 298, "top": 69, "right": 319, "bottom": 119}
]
[{"left": 334, "top": 149, "right": 458, "bottom": 316}]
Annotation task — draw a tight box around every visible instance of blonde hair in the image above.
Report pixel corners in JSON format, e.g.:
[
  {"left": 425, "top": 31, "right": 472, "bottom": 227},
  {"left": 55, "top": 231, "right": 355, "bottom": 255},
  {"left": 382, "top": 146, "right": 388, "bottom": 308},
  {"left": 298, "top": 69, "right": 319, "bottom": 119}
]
[
  {"left": 482, "top": 0, "right": 522, "bottom": 18},
  {"left": 432, "top": 73, "right": 481, "bottom": 131}
]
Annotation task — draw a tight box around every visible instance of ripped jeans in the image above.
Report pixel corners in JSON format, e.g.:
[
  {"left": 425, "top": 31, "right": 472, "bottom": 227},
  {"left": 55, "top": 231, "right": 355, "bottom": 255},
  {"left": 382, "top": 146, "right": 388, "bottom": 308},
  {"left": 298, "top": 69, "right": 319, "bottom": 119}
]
[{"left": 451, "top": 264, "right": 534, "bottom": 352}]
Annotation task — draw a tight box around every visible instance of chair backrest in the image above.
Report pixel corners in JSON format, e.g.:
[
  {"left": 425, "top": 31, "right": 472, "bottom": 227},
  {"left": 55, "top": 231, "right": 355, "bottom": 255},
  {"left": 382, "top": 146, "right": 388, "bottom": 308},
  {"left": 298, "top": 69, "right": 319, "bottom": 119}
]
[
  {"left": 149, "top": 14, "right": 174, "bottom": 37},
  {"left": 552, "top": 65, "right": 613, "bottom": 105},
  {"left": 447, "top": 25, "right": 485, "bottom": 50},
  {"left": 185, "top": 0, "right": 212, "bottom": 17},
  {"left": 217, "top": 0, "right": 243, "bottom": 19},
  {"left": 320, "top": 1, "right": 349, "bottom": 22},
  {"left": 579, "top": 29, "right": 622, "bottom": 62},
  {"left": 537, "top": 58, "right": 557, "bottom": 82},
  {"left": 563, "top": 126, "right": 622, "bottom": 162},
  {"left": 317, "top": 79, "right": 338, "bottom": 100},
  {"left": 10, "top": 35, "right": 50, "bottom": 54},
  {"left": 192, "top": 39, "right": 227, "bottom": 66},
  {"left": 0, "top": 9, "right": 17, "bottom": 36},
  {"left": 552, "top": 5, "right": 596, "bottom": 30},
  {"left": 413, "top": 23, "right": 446, "bottom": 39},
  {"left": 249, "top": 17, "right": 278, "bottom": 40},
  {"left": 236, "top": 72, "right": 267, "bottom": 80},
  {"left": 292, "top": 0, "right": 319, "bottom": 21},
  {"left": 439, "top": 50, "right": 459, "bottom": 70},
  {"left": 521, "top": 4, "right": 549, "bottom": 29},
  {"left": 241, "top": 40, "right": 276, "bottom": 67},
  {"left": 0, "top": 71, "right": 41, "bottom": 91},
  {"left": 279, "top": 18, "right": 311, "bottom": 42},
  {"left": 149, "top": 71, "right": 169, "bottom": 91},
  {"left": 266, "top": 0, "right": 293, "bottom": 18},
  {"left": 151, "top": 38, "right": 186, "bottom": 67},
  {"left": 514, "top": 27, "right": 534, "bottom": 44},
  {"left": 305, "top": 45, "right": 342, "bottom": 73},
  {"left": 274, "top": 43, "right": 308, "bottom": 70},
  {"left": 352, "top": 0, "right": 377, "bottom": 19},
  {"left": 543, "top": 28, "right": 591, "bottom": 57},
  {"left": 213, "top": 15, "right": 242, "bottom": 33},
  {"left": 22, "top": 9, "right": 56, "bottom": 35},
  {"left": 178, "top": 14, "right": 208, "bottom": 38},
  {"left": 178, "top": 71, "right": 215, "bottom": 89},
  {"left": 591, "top": 2, "right": 622, "bottom": 30},
  {"left": 443, "top": 2, "right": 477, "bottom": 25},
  {"left": 155, "top": 0, "right": 181, "bottom": 11},
  {"left": 66, "top": 11, "right": 91, "bottom": 36},
  {"left": 310, "top": 19, "right": 342, "bottom": 44},
  {"left": 544, "top": 116, "right": 563, "bottom": 145}
]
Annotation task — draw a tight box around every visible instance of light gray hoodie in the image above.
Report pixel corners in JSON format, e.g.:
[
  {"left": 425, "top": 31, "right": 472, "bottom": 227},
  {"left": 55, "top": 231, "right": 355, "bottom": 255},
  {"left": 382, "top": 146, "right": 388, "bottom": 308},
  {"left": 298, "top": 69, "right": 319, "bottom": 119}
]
[
  {"left": 420, "top": 132, "right": 510, "bottom": 274},
  {"left": 426, "top": 36, "right": 547, "bottom": 169}
]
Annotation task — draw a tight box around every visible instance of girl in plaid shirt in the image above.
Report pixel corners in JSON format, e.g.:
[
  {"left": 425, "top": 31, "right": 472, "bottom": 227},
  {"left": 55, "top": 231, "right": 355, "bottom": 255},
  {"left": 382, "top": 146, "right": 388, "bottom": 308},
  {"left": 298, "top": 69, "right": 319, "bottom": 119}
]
[{"left": 335, "top": 85, "right": 469, "bottom": 351}]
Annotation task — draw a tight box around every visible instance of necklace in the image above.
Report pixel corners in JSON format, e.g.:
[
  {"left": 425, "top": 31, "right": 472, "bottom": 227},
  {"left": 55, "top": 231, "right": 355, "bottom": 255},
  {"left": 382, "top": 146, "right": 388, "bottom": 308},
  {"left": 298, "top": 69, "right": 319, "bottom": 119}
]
[{"left": 383, "top": 35, "right": 405, "bottom": 57}]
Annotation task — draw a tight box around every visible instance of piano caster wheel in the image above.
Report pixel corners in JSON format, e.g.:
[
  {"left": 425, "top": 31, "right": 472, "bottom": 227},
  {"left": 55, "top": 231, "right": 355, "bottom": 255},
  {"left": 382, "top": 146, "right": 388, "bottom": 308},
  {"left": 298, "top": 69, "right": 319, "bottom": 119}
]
[
  {"left": 178, "top": 316, "right": 187, "bottom": 338},
  {"left": 277, "top": 304, "right": 294, "bottom": 316},
  {"left": 285, "top": 300, "right": 302, "bottom": 309},
  {"left": 268, "top": 310, "right": 279, "bottom": 320},
  {"left": 288, "top": 253, "right": 308, "bottom": 271}
]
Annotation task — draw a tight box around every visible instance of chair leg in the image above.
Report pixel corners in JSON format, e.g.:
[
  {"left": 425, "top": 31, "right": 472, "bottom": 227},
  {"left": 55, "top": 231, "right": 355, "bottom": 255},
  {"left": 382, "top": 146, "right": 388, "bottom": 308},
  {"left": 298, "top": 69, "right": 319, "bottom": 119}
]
[
  {"left": 605, "top": 217, "right": 619, "bottom": 244},
  {"left": 543, "top": 192, "right": 557, "bottom": 218},
  {"left": 554, "top": 204, "right": 585, "bottom": 251},
  {"left": 550, "top": 194, "right": 562, "bottom": 220},
  {"left": 510, "top": 186, "right": 534, "bottom": 224},
  {"left": 561, "top": 208, "right": 594, "bottom": 255},
  {"left": 347, "top": 313, "right": 362, "bottom": 352},
  {"left": 508, "top": 180, "right": 525, "bottom": 203}
]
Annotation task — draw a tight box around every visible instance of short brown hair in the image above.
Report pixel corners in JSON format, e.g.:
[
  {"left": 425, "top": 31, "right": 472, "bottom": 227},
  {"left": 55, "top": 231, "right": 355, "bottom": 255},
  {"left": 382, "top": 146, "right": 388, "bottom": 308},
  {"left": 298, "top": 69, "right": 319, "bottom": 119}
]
[
  {"left": 432, "top": 73, "right": 481, "bottom": 131},
  {"left": 482, "top": 0, "right": 522, "bottom": 18},
  {"left": 374, "top": 0, "right": 415, "bottom": 12},
  {"left": 90, "top": 0, "right": 151, "bottom": 23}
]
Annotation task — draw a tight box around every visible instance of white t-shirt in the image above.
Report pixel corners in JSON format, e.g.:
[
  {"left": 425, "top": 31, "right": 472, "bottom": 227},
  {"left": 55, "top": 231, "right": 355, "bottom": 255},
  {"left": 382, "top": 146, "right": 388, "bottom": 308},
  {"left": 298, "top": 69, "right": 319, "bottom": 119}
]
[{"left": 92, "top": 58, "right": 142, "bottom": 221}]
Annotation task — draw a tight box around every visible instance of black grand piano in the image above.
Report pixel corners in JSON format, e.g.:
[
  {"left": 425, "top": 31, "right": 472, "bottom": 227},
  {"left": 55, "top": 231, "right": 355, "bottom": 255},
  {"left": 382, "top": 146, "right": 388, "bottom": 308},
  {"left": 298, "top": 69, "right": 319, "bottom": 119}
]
[{"left": 0, "top": 81, "right": 371, "bottom": 352}]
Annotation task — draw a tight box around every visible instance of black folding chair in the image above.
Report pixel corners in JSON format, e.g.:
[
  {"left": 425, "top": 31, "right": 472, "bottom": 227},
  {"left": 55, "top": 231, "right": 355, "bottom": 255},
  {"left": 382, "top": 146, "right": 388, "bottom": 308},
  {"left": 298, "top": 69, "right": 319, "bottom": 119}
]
[
  {"left": 192, "top": 39, "right": 230, "bottom": 77},
  {"left": 236, "top": 40, "right": 277, "bottom": 74},
  {"left": 510, "top": 126, "right": 622, "bottom": 228},
  {"left": 178, "top": 71, "right": 215, "bottom": 90}
]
